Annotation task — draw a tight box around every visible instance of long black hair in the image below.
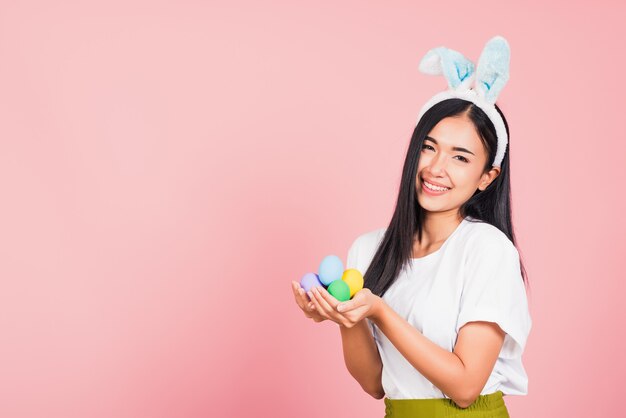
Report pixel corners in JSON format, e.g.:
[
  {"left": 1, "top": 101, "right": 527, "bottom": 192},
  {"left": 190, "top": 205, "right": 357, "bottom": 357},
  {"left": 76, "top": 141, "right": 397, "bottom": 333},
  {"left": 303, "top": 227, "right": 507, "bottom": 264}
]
[{"left": 363, "top": 98, "right": 529, "bottom": 297}]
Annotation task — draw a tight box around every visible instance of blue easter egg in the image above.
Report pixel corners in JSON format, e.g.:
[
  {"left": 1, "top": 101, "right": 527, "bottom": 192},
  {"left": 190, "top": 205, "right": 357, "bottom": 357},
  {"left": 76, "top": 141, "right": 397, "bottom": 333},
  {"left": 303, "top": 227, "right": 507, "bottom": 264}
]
[
  {"left": 300, "top": 272, "right": 323, "bottom": 293},
  {"left": 318, "top": 255, "right": 344, "bottom": 286}
]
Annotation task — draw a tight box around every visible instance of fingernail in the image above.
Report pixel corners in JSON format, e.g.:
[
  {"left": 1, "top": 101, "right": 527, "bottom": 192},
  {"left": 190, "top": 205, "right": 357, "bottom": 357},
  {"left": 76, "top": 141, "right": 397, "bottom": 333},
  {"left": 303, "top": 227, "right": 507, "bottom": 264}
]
[
  {"left": 337, "top": 305, "right": 343, "bottom": 312},
  {"left": 307, "top": 291, "right": 313, "bottom": 299}
]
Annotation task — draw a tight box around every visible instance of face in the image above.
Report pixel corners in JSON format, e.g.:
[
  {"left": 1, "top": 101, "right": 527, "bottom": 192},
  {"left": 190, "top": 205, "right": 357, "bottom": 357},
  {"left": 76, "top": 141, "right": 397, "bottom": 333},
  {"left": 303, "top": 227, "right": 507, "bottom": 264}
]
[{"left": 416, "top": 114, "right": 500, "bottom": 216}]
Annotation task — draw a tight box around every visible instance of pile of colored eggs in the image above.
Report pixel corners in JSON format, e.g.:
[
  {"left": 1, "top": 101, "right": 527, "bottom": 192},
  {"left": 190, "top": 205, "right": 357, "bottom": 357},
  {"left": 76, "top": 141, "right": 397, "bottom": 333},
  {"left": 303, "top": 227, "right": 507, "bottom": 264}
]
[{"left": 300, "top": 255, "right": 364, "bottom": 302}]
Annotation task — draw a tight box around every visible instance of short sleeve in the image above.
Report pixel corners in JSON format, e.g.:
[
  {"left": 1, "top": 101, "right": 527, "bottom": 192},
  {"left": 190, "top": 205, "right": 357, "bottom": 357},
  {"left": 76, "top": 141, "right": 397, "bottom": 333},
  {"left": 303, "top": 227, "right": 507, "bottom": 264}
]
[
  {"left": 346, "top": 237, "right": 359, "bottom": 270},
  {"left": 346, "top": 235, "right": 378, "bottom": 343},
  {"left": 455, "top": 233, "right": 532, "bottom": 359}
]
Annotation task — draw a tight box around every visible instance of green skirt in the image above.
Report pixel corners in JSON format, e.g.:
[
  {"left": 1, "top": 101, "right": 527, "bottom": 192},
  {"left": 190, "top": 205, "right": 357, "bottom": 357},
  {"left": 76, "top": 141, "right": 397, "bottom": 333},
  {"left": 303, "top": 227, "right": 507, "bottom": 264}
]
[{"left": 384, "top": 390, "right": 509, "bottom": 418}]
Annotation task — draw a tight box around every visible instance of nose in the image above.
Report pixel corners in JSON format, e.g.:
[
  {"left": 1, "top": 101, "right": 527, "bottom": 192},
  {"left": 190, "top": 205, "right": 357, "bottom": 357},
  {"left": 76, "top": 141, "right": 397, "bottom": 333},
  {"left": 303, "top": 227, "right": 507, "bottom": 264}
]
[{"left": 428, "top": 151, "right": 448, "bottom": 175}]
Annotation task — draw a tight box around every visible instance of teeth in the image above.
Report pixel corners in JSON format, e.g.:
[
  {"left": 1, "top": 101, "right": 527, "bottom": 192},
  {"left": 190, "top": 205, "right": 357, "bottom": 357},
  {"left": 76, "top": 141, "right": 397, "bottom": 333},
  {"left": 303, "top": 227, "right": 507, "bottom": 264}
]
[{"left": 424, "top": 180, "right": 450, "bottom": 192}]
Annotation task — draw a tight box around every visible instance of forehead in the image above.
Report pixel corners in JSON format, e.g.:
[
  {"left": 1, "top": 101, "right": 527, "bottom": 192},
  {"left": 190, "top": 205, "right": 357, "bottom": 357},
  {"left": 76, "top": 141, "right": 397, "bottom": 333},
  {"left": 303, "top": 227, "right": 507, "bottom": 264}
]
[{"left": 426, "top": 115, "right": 484, "bottom": 152}]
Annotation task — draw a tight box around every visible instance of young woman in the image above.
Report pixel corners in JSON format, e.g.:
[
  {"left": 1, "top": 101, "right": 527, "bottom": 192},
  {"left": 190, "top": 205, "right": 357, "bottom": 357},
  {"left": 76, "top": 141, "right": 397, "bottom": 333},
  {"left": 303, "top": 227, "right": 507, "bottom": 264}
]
[{"left": 291, "top": 37, "right": 532, "bottom": 417}]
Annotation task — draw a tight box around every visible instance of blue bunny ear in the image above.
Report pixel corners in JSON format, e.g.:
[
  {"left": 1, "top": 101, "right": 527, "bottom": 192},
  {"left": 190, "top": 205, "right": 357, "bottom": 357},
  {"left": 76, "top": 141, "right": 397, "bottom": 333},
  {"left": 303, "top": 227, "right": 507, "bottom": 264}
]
[
  {"left": 419, "top": 46, "right": 475, "bottom": 91},
  {"left": 475, "top": 36, "right": 511, "bottom": 104}
]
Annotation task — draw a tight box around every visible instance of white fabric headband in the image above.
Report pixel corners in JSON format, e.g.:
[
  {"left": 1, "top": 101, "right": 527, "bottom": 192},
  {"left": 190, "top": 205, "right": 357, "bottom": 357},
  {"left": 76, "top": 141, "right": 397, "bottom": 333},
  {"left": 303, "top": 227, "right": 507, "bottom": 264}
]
[{"left": 416, "top": 35, "right": 511, "bottom": 168}]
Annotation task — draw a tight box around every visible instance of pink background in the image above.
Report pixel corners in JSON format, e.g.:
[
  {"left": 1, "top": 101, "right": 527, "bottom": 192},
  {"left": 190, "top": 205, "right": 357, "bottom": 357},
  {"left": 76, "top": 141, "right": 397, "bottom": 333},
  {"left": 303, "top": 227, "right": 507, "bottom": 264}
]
[{"left": 1, "top": 1, "right": 624, "bottom": 417}]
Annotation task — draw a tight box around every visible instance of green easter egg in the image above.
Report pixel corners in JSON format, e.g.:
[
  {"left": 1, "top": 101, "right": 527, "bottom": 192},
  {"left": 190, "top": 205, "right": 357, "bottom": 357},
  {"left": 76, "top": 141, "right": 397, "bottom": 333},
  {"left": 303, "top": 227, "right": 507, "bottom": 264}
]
[{"left": 327, "top": 279, "right": 351, "bottom": 302}]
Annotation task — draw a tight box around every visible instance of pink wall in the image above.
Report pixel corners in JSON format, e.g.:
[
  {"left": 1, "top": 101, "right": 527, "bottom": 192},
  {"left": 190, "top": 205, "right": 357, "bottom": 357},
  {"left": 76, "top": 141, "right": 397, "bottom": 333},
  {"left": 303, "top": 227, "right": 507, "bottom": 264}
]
[{"left": 0, "top": 1, "right": 624, "bottom": 417}]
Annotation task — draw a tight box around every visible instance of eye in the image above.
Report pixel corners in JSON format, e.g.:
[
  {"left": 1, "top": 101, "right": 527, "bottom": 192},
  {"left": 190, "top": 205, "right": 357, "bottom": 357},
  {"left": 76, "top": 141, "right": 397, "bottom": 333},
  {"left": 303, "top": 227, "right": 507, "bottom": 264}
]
[{"left": 422, "top": 144, "right": 469, "bottom": 162}]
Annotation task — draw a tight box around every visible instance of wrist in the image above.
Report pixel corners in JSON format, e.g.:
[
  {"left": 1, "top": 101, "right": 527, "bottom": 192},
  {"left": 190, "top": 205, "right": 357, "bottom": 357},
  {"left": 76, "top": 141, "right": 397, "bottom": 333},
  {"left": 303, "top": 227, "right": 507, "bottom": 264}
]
[
  {"left": 370, "top": 296, "right": 386, "bottom": 324},
  {"left": 339, "top": 318, "right": 365, "bottom": 332}
]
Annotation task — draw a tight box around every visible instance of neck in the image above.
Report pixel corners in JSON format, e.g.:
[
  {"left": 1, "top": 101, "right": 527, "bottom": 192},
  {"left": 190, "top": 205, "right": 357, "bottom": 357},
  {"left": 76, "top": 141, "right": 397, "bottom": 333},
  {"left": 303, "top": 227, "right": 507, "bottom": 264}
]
[{"left": 419, "top": 210, "right": 464, "bottom": 245}]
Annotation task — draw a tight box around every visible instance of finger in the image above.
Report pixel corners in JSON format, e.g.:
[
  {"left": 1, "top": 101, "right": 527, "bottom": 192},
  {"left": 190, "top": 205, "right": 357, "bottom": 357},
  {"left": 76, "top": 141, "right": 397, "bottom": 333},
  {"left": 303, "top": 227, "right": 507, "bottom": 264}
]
[
  {"left": 336, "top": 300, "right": 356, "bottom": 313},
  {"left": 311, "top": 288, "right": 352, "bottom": 327},
  {"left": 291, "top": 282, "right": 307, "bottom": 310},
  {"left": 292, "top": 282, "right": 311, "bottom": 304},
  {"left": 308, "top": 290, "right": 330, "bottom": 319},
  {"left": 337, "top": 289, "right": 370, "bottom": 312},
  {"left": 315, "top": 286, "right": 358, "bottom": 318},
  {"left": 299, "top": 291, "right": 317, "bottom": 314},
  {"left": 313, "top": 286, "right": 340, "bottom": 310},
  {"left": 291, "top": 281, "right": 302, "bottom": 297},
  {"left": 312, "top": 287, "right": 337, "bottom": 313},
  {"left": 292, "top": 283, "right": 319, "bottom": 315},
  {"left": 298, "top": 288, "right": 316, "bottom": 311},
  {"left": 312, "top": 287, "right": 350, "bottom": 326}
]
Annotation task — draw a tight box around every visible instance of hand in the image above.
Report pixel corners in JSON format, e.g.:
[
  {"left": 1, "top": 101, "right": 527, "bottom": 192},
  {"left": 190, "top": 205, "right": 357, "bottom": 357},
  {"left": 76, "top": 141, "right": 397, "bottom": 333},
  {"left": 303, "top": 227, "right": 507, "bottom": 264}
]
[
  {"left": 291, "top": 281, "right": 327, "bottom": 323},
  {"left": 307, "top": 285, "right": 382, "bottom": 328}
]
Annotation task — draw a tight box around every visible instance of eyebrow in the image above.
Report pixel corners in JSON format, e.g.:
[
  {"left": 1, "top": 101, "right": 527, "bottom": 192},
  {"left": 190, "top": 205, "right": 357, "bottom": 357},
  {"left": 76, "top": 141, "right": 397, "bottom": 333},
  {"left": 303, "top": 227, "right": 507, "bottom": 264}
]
[{"left": 425, "top": 136, "right": 475, "bottom": 155}]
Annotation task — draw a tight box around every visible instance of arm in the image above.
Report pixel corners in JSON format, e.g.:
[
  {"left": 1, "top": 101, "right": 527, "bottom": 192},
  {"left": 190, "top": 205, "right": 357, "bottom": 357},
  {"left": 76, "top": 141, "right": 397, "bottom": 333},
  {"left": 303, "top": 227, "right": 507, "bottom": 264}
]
[
  {"left": 339, "top": 320, "right": 384, "bottom": 399},
  {"left": 371, "top": 302, "right": 505, "bottom": 408},
  {"left": 305, "top": 286, "right": 385, "bottom": 399}
]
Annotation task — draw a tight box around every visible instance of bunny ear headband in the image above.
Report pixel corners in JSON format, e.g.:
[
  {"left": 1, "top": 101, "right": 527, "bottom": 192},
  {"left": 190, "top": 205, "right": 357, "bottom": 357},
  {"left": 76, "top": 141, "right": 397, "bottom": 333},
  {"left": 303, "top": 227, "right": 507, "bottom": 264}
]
[{"left": 416, "top": 35, "right": 511, "bottom": 168}]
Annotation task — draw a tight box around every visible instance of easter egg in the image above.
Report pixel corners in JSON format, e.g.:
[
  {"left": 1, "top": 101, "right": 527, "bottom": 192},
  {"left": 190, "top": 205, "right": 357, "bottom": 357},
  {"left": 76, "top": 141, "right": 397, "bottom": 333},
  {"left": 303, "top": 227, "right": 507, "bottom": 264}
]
[
  {"left": 300, "top": 272, "right": 323, "bottom": 293},
  {"left": 318, "top": 255, "right": 344, "bottom": 286},
  {"left": 342, "top": 268, "right": 364, "bottom": 297},
  {"left": 327, "top": 279, "right": 351, "bottom": 302}
]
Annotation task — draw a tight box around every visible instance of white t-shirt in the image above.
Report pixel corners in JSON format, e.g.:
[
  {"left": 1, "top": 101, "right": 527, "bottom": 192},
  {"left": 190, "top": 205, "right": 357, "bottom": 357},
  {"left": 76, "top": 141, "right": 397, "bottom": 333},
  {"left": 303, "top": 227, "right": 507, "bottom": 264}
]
[{"left": 346, "top": 216, "right": 532, "bottom": 400}]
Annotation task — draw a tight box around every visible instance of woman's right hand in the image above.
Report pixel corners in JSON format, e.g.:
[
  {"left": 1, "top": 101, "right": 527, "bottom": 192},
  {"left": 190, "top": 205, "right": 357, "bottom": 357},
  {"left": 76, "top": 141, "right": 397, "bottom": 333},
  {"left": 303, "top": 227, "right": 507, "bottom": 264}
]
[{"left": 291, "top": 281, "right": 327, "bottom": 323}]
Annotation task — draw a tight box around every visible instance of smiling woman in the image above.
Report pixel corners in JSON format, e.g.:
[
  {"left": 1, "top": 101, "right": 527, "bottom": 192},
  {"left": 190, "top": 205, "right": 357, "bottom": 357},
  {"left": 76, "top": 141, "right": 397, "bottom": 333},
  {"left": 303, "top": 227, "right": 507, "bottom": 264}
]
[
  {"left": 291, "top": 36, "right": 532, "bottom": 418},
  {"left": 413, "top": 108, "right": 503, "bottom": 227},
  {"left": 350, "top": 95, "right": 531, "bottom": 412}
]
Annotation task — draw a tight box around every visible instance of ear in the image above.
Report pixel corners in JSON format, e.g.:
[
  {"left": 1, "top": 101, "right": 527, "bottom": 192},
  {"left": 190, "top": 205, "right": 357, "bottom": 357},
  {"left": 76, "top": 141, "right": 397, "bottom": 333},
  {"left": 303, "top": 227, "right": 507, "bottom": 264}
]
[
  {"left": 475, "top": 36, "right": 511, "bottom": 105},
  {"left": 478, "top": 166, "right": 501, "bottom": 191},
  {"left": 419, "top": 46, "right": 475, "bottom": 91}
]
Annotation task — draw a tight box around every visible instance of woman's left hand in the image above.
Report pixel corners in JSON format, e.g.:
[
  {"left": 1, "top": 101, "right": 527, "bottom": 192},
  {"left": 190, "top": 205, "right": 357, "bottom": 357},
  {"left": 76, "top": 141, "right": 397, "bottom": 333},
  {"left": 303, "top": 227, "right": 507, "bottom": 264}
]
[{"left": 307, "top": 286, "right": 383, "bottom": 328}]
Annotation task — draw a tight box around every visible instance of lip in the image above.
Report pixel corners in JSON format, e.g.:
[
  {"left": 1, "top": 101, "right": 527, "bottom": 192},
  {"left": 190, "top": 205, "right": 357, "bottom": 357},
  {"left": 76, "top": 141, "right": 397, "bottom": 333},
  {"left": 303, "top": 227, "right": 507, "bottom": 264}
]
[
  {"left": 422, "top": 177, "right": 451, "bottom": 188},
  {"left": 421, "top": 178, "right": 452, "bottom": 196}
]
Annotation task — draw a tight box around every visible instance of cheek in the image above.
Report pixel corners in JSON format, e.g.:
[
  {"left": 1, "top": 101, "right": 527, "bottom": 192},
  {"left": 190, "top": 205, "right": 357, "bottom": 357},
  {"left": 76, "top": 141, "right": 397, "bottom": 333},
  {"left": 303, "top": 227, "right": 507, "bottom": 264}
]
[
  {"left": 456, "top": 170, "right": 484, "bottom": 192},
  {"left": 447, "top": 168, "right": 483, "bottom": 193},
  {"left": 416, "top": 152, "right": 431, "bottom": 172}
]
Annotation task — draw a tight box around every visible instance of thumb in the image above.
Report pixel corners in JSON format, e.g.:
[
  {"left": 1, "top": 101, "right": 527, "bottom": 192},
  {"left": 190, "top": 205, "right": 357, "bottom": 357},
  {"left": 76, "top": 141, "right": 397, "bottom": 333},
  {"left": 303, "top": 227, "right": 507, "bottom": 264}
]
[{"left": 337, "top": 298, "right": 360, "bottom": 312}]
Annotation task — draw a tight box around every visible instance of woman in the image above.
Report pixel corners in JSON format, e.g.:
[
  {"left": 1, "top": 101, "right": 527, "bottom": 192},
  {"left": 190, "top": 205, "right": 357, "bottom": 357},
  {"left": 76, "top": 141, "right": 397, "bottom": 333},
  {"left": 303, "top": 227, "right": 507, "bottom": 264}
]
[{"left": 291, "top": 36, "right": 532, "bottom": 417}]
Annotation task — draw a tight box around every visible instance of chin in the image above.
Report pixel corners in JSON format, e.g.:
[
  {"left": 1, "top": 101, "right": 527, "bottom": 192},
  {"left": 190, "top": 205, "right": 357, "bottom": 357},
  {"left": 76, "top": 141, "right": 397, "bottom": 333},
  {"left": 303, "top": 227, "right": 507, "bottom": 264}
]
[{"left": 417, "top": 195, "right": 456, "bottom": 211}]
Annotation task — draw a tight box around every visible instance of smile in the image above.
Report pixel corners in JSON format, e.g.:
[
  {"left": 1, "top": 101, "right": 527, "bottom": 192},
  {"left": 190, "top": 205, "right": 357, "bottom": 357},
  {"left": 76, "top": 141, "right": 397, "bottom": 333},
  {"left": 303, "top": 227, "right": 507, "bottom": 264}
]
[{"left": 422, "top": 179, "right": 451, "bottom": 194}]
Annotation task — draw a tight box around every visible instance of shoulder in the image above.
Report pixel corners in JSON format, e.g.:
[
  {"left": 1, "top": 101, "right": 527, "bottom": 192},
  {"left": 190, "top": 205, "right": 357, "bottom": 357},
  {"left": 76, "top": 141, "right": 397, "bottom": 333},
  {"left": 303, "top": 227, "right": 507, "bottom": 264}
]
[
  {"left": 460, "top": 218, "right": 519, "bottom": 258},
  {"left": 347, "top": 227, "right": 386, "bottom": 271},
  {"left": 350, "top": 227, "right": 386, "bottom": 253},
  {"left": 353, "top": 227, "right": 386, "bottom": 246},
  {"left": 458, "top": 219, "right": 526, "bottom": 290}
]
